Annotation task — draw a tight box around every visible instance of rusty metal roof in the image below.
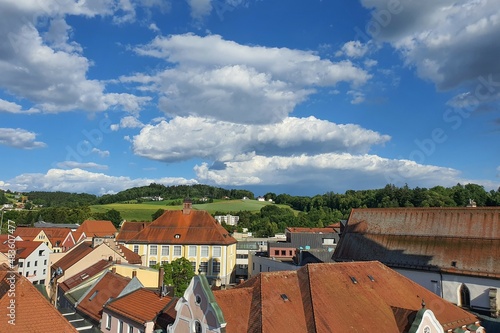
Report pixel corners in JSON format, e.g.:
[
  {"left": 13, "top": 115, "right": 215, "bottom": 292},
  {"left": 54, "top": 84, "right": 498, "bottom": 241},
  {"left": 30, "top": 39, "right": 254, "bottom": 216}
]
[
  {"left": 116, "top": 221, "right": 151, "bottom": 242},
  {"left": 333, "top": 207, "right": 500, "bottom": 277},
  {"left": 212, "top": 261, "right": 479, "bottom": 332}
]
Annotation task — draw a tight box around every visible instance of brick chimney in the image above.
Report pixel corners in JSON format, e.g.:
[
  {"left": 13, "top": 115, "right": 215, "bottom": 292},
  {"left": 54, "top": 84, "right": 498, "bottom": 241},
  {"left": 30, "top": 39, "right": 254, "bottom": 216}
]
[
  {"left": 183, "top": 198, "right": 192, "bottom": 215},
  {"left": 132, "top": 270, "right": 137, "bottom": 278}
]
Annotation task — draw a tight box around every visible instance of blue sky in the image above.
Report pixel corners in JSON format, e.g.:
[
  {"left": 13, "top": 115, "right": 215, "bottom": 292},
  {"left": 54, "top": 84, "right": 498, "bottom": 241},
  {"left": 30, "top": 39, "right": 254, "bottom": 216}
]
[{"left": 0, "top": 0, "right": 499, "bottom": 196}]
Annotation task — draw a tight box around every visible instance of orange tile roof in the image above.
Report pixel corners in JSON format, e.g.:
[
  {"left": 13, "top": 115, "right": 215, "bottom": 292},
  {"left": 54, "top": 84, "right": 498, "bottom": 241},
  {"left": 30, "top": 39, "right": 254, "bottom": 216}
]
[
  {"left": 9, "top": 241, "right": 46, "bottom": 259},
  {"left": 116, "top": 221, "right": 151, "bottom": 242},
  {"left": 126, "top": 210, "right": 236, "bottom": 245},
  {"left": 14, "top": 227, "right": 74, "bottom": 247},
  {"left": 118, "top": 244, "right": 142, "bottom": 264},
  {"left": 52, "top": 241, "right": 94, "bottom": 271},
  {"left": 104, "top": 288, "right": 177, "bottom": 324},
  {"left": 76, "top": 271, "right": 131, "bottom": 322},
  {"left": 0, "top": 268, "right": 78, "bottom": 333},
  {"left": 75, "top": 220, "right": 117, "bottom": 238},
  {"left": 334, "top": 207, "right": 500, "bottom": 278},
  {"left": 13, "top": 227, "right": 44, "bottom": 240},
  {"left": 213, "top": 261, "right": 479, "bottom": 333}
]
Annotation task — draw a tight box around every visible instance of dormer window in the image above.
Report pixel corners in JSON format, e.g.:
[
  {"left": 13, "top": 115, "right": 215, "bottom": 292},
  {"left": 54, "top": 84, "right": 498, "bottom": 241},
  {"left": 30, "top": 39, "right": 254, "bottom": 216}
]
[{"left": 174, "top": 234, "right": 181, "bottom": 239}]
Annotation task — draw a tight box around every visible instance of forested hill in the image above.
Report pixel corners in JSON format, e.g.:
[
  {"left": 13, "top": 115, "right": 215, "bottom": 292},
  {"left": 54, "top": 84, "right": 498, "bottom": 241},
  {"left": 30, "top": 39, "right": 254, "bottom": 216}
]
[
  {"left": 95, "top": 184, "right": 254, "bottom": 204},
  {"left": 20, "top": 191, "right": 97, "bottom": 207}
]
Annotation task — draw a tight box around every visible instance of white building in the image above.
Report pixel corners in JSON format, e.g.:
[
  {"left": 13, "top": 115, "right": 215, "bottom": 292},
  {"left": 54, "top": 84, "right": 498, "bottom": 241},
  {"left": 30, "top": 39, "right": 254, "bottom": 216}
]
[
  {"left": 214, "top": 214, "right": 239, "bottom": 226},
  {"left": 15, "top": 241, "right": 50, "bottom": 285}
]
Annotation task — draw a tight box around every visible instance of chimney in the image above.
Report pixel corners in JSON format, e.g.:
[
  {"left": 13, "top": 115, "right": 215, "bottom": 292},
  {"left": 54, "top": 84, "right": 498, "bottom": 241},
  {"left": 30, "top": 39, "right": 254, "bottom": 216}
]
[
  {"left": 112, "top": 267, "right": 116, "bottom": 274},
  {"left": 182, "top": 198, "right": 192, "bottom": 215},
  {"left": 132, "top": 270, "right": 137, "bottom": 278},
  {"left": 158, "top": 267, "right": 165, "bottom": 288}
]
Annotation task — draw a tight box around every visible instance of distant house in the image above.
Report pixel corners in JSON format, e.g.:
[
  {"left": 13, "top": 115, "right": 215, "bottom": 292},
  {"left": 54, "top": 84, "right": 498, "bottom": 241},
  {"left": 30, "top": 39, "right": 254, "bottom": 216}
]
[
  {"left": 333, "top": 207, "right": 500, "bottom": 317},
  {"left": 0, "top": 265, "right": 78, "bottom": 333},
  {"left": 101, "top": 288, "right": 177, "bottom": 333},
  {"left": 73, "top": 220, "right": 118, "bottom": 242},
  {"left": 257, "top": 196, "right": 265, "bottom": 201},
  {"left": 214, "top": 214, "right": 239, "bottom": 226},
  {"left": 167, "top": 261, "right": 486, "bottom": 333}
]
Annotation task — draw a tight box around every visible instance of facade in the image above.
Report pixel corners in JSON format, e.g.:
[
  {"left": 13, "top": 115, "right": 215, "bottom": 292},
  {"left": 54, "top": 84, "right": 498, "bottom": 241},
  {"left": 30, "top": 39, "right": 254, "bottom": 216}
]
[
  {"left": 14, "top": 241, "right": 50, "bottom": 284},
  {"left": 333, "top": 207, "right": 500, "bottom": 317},
  {"left": 14, "top": 226, "right": 76, "bottom": 252},
  {"left": 168, "top": 261, "right": 485, "bottom": 333},
  {"left": 123, "top": 200, "right": 237, "bottom": 284},
  {"left": 102, "top": 288, "right": 177, "bottom": 333},
  {"left": 214, "top": 214, "right": 239, "bottom": 226},
  {"left": 235, "top": 241, "right": 259, "bottom": 279}
]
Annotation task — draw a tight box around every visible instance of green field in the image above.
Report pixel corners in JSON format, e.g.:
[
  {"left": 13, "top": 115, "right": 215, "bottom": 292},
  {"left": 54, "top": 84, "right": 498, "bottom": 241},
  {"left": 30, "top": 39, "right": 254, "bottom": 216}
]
[{"left": 90, "top": 199, "right": 288, "bottom": 222}]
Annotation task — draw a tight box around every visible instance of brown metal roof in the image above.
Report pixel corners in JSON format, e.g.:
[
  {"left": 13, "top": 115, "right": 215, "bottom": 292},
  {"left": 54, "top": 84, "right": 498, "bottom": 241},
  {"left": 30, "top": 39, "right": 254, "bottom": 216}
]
[
  {"left": 0, "top": 269, "right": 78, "bottom": 333},
  {"left": 333, "top": 207, "right": 500, "bottom": 277},
  {"left": 59, "top": 260, "right": 113, "bottom": 292},
  {"left": 104, "top": 288, "right": 177, "bottom": 324},
  {"left": 52, "top": 241, "right": 94, "bottom": 271},
  {"left": 213, "top": 261, "right": 479, "bottom": 333},
  {"left": 126, "top": 210, "right": 237, "bottom": 245},
  {"left": 116, "top": 221, "right": 151, "bottom": 242}
]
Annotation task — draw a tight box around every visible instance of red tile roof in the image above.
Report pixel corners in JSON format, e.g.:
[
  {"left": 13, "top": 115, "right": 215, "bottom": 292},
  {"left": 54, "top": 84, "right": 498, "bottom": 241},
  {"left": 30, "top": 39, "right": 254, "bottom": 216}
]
[
  {"left": 76, "top": 271, "right": 131, "bottom": 322},
  {"left": 52, "top": 241, "right": 94, "bottom": 271},
  {"left": 126, "top": 210, "right": 236, "bottom": 245},
  {"left": 333, "top": 207, "right": 500, "bottom": 278},
  {"left": 0, "top": 267, "right": 78, "bottom": 332},
  {"left": 117, "top": 244, "right": 142, "bottom": 264},
  {"left": 213, "top": 261, "right": 479, "bottom": 333},
  {"left": 59, "top": 260, "right": 113, "bottom": 292},
  {"left": 104, "top": 288, "right": 176, "bottom": 324},
  {"left": 9, "top": 241, "right": 46, "bottom": 259},
  {"left": 116, "top": 221, "right": 151, "bottom": 242},
  {"left": 75, "top": 220, "right": 117, "bottom": 238},
  {"left": 13, "top": 227, "right": 44, "bottom": 241}
]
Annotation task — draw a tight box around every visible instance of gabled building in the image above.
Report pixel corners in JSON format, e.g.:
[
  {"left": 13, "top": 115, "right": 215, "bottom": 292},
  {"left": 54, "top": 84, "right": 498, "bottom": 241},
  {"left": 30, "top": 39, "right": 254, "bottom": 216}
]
[
  {"left": 124, "top": 199, "right": 237, "bottom": 284},
  {"left": 12, "top": 241, "right": 50, "bottom": 285},
  {"left": 168, "top": 261, "right": 486, "bottom": 333},
  {"left": 0, "top": 265, "right": 78, "bottom": 332},
  {"left": 73, "top": 220, "right": 117, "bottom": 242},
  {"left": 333, "top": 207, "right": 500, "bottom": 317},
  {"left": 13, "top": 226, "right": 76, "bottom": 253},
  {"left": 116, "top": 221, "right": 151, "bottom": 243},
  {"left": 101, "top": 288, "right": 177, "bottom": 333}
]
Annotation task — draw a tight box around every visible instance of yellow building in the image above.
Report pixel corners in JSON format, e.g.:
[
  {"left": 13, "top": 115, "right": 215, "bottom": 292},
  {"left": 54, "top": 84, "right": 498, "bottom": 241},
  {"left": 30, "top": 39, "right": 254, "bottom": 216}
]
[{"left": 119, "top": 199, "right": 237, "bottom": 285}]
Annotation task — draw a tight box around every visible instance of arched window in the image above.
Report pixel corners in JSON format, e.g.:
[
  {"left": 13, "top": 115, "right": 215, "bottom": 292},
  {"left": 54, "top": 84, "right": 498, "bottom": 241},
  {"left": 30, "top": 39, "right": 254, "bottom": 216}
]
[{"left": 459, "top": 284, "right": 471, "bottom": 308}]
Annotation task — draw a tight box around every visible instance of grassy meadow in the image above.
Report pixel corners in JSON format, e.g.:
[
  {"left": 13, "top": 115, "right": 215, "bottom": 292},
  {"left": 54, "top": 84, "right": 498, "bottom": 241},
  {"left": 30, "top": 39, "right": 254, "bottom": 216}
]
[{"left": 90, "top": 199, "right": 287, "bottom": 222}]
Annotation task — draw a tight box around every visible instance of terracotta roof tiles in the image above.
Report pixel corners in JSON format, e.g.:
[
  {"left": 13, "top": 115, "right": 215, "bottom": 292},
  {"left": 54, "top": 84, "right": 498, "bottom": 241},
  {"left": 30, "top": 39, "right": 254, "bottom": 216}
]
[
  {"left": 75, "top": 220, "right": 117, "bottom": 238},
  {"left": 59, "top": 260, "right": 113, "bottom": 292},
  {"left": 116, "top": 221, "right": 151, "bottom": 242},
  {"left": 127, "top": 210, "right": 236, "bottom": 245},
  {"left": 0, "top": 268, "right": 78, "bottom": 332},
  {"left": 52, "top": 241, "right": 94, "bottom": 271}
]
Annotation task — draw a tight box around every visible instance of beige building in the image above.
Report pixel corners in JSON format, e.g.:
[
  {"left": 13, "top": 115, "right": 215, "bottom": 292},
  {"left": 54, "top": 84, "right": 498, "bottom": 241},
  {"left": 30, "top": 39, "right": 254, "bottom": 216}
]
[{"left": 120, "top": 199, "right": 238, "bottom": 284}]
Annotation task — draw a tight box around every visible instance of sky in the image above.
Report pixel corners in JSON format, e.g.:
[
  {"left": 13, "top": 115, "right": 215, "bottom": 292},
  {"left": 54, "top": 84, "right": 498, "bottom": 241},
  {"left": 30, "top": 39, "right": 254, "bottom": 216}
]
[{"left": 0, "top": 0, "right": 499, "bottom": 197}]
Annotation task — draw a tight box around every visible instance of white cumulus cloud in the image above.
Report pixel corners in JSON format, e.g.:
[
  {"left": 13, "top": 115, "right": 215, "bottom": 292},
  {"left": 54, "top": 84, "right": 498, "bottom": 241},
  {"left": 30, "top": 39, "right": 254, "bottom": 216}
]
[{"left": 0, "top": 128, "right": 46, "bottom": 149}]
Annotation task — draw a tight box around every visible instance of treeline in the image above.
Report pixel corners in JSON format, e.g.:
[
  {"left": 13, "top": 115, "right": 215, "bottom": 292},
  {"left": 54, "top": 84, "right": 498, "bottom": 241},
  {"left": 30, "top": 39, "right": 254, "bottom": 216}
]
[
  {"left": 96, "top": 184, "right": 254, "bottom": 204},
  {"left": 23, "top": 191, "right": 97, "bottom": 207}
]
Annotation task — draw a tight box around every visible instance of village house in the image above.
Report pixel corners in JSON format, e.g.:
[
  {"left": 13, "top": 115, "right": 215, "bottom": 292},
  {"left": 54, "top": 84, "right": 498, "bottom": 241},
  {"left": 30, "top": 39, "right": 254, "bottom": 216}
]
[
  {"left": 14, "top": 226, "right": 76, "bottom": 253},
  {"left": 333, "top": 207, "right": 500, "bottom": 317},
  {"left": 73, "top": 219, "right": 118, "bottom": 243},
  {"left": 167, "top": 261, "right": 485, "bottom": 333},
  {"left": 122, "top": 199, "right": 237, "bottom": 285}
]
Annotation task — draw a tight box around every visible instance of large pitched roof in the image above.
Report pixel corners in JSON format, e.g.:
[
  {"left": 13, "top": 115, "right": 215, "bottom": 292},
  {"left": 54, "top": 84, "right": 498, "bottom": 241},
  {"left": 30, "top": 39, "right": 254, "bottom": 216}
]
[
  {"left": 13, "top": 227, "right": 44, "bottom": 240},
  {"left": 333, "top": 207, "right": 500, "bottom": 278},
  {"left": 126, "top": 210, "right": 236, "bottom": 245},
  {"left": 104, "top": 288, "right": 177, "bottom": 324},
  {"left": 0, "top": 267, "right": 78, "bottom": 332},
  {"left": 10, "top": 241, "right": 46, "bottom": 259},
  {"left": 76, "top": 271, "right": 131, "bottom": 322},
  {"left": 116, "top": 221, "right": 151, "bottom": 242},
  {"left": 117, "top": 244, "right": 142, "bottom": 264},
  {"left": 75, "top": 220, "right": 117, "bottom": 238},
  {"left": 213, "top": 261, "right": 479, "bottom": 333},
  {"left": 59, "top": 260, "right": 113, "bottom": 292}
]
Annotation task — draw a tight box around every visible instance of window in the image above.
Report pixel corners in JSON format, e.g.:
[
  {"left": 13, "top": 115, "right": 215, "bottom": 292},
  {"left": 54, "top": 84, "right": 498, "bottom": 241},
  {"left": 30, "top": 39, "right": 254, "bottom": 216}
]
[
  {"left": 27, "top": 262, "right": 30, "bottom": 268},
  {"left": 128, "top": 324, "right": 134, "bottom": 333},
  {"left": 38, "top": 250, "right": 44, "bottom": 256},
  {"left": 199, "top": 262, "right": 208, "bottom": 274},
  {"left": 161, "top": 245, "right": 169, "bottom": 256},
  {"left": 118, "top": 320, "right": 123, "bottom": 333},
  {"left": 26, "top": 272, "right": 29, "bottom": 277},
  {"left": 281, "top": 250, "right": 286, "bottom": 256},
  {"left": 39, "top": 279, "right": 45, "bottom": 284},
  {"left": 18, "top": 262, "right": 23, "bottom": 268},
  {"left": 34, "top": 270, "right": 37, "bottom": 276},
  {"left": 44, "top": 259, "right": 47, "bottom": 265},
  {"left": 150, "top": 245, "right": 157, "bottom": 256},
  {"left": 173, "top": 246, "right": 181, "bottom": 256},
  {"left": 161, "top": 260, "right": 169, "bottom": 265},
  {"left": 322, "top": 238, "right": 335, "bottom": 245},
  {"left": 35, "top": 261, "right": 37, "bottom": 266},
  {"left": 193, "top": 320, "right": 202, "bottom": 333},
  {"left": 189, "top": 246, "right": 197, "bottom": 257},
  {"left": 213, "top": 246, "right": 221, "bottom": 257},
  {"left": 43, "top": 269, "right": 46, "bottom": 275},
  {"left": 236, "top": 254, "right": 248, "bottom": 259},
  {"left": 201, "top": 246, "right": 209, "bottom": 257},
  {"left": 274, "top": 250, "right": 279, "bottom": 256},
  {"left": 149, "top": 260, "right": 157, "bottom": 267},
  {"left": 106, "top": 314, "right": 112, "bottom": 329},
  {"left": 133, "top": 245, "right": 139, "bottom": 254},
  {"left": 212, "top": 260, "right": 220, "bottom": 274},
  {"left": 191, "top": 261, "right": 197, "bottom": 272},
  {"left": 289, "top": 250, "right": 293, "bottom": 256}
]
